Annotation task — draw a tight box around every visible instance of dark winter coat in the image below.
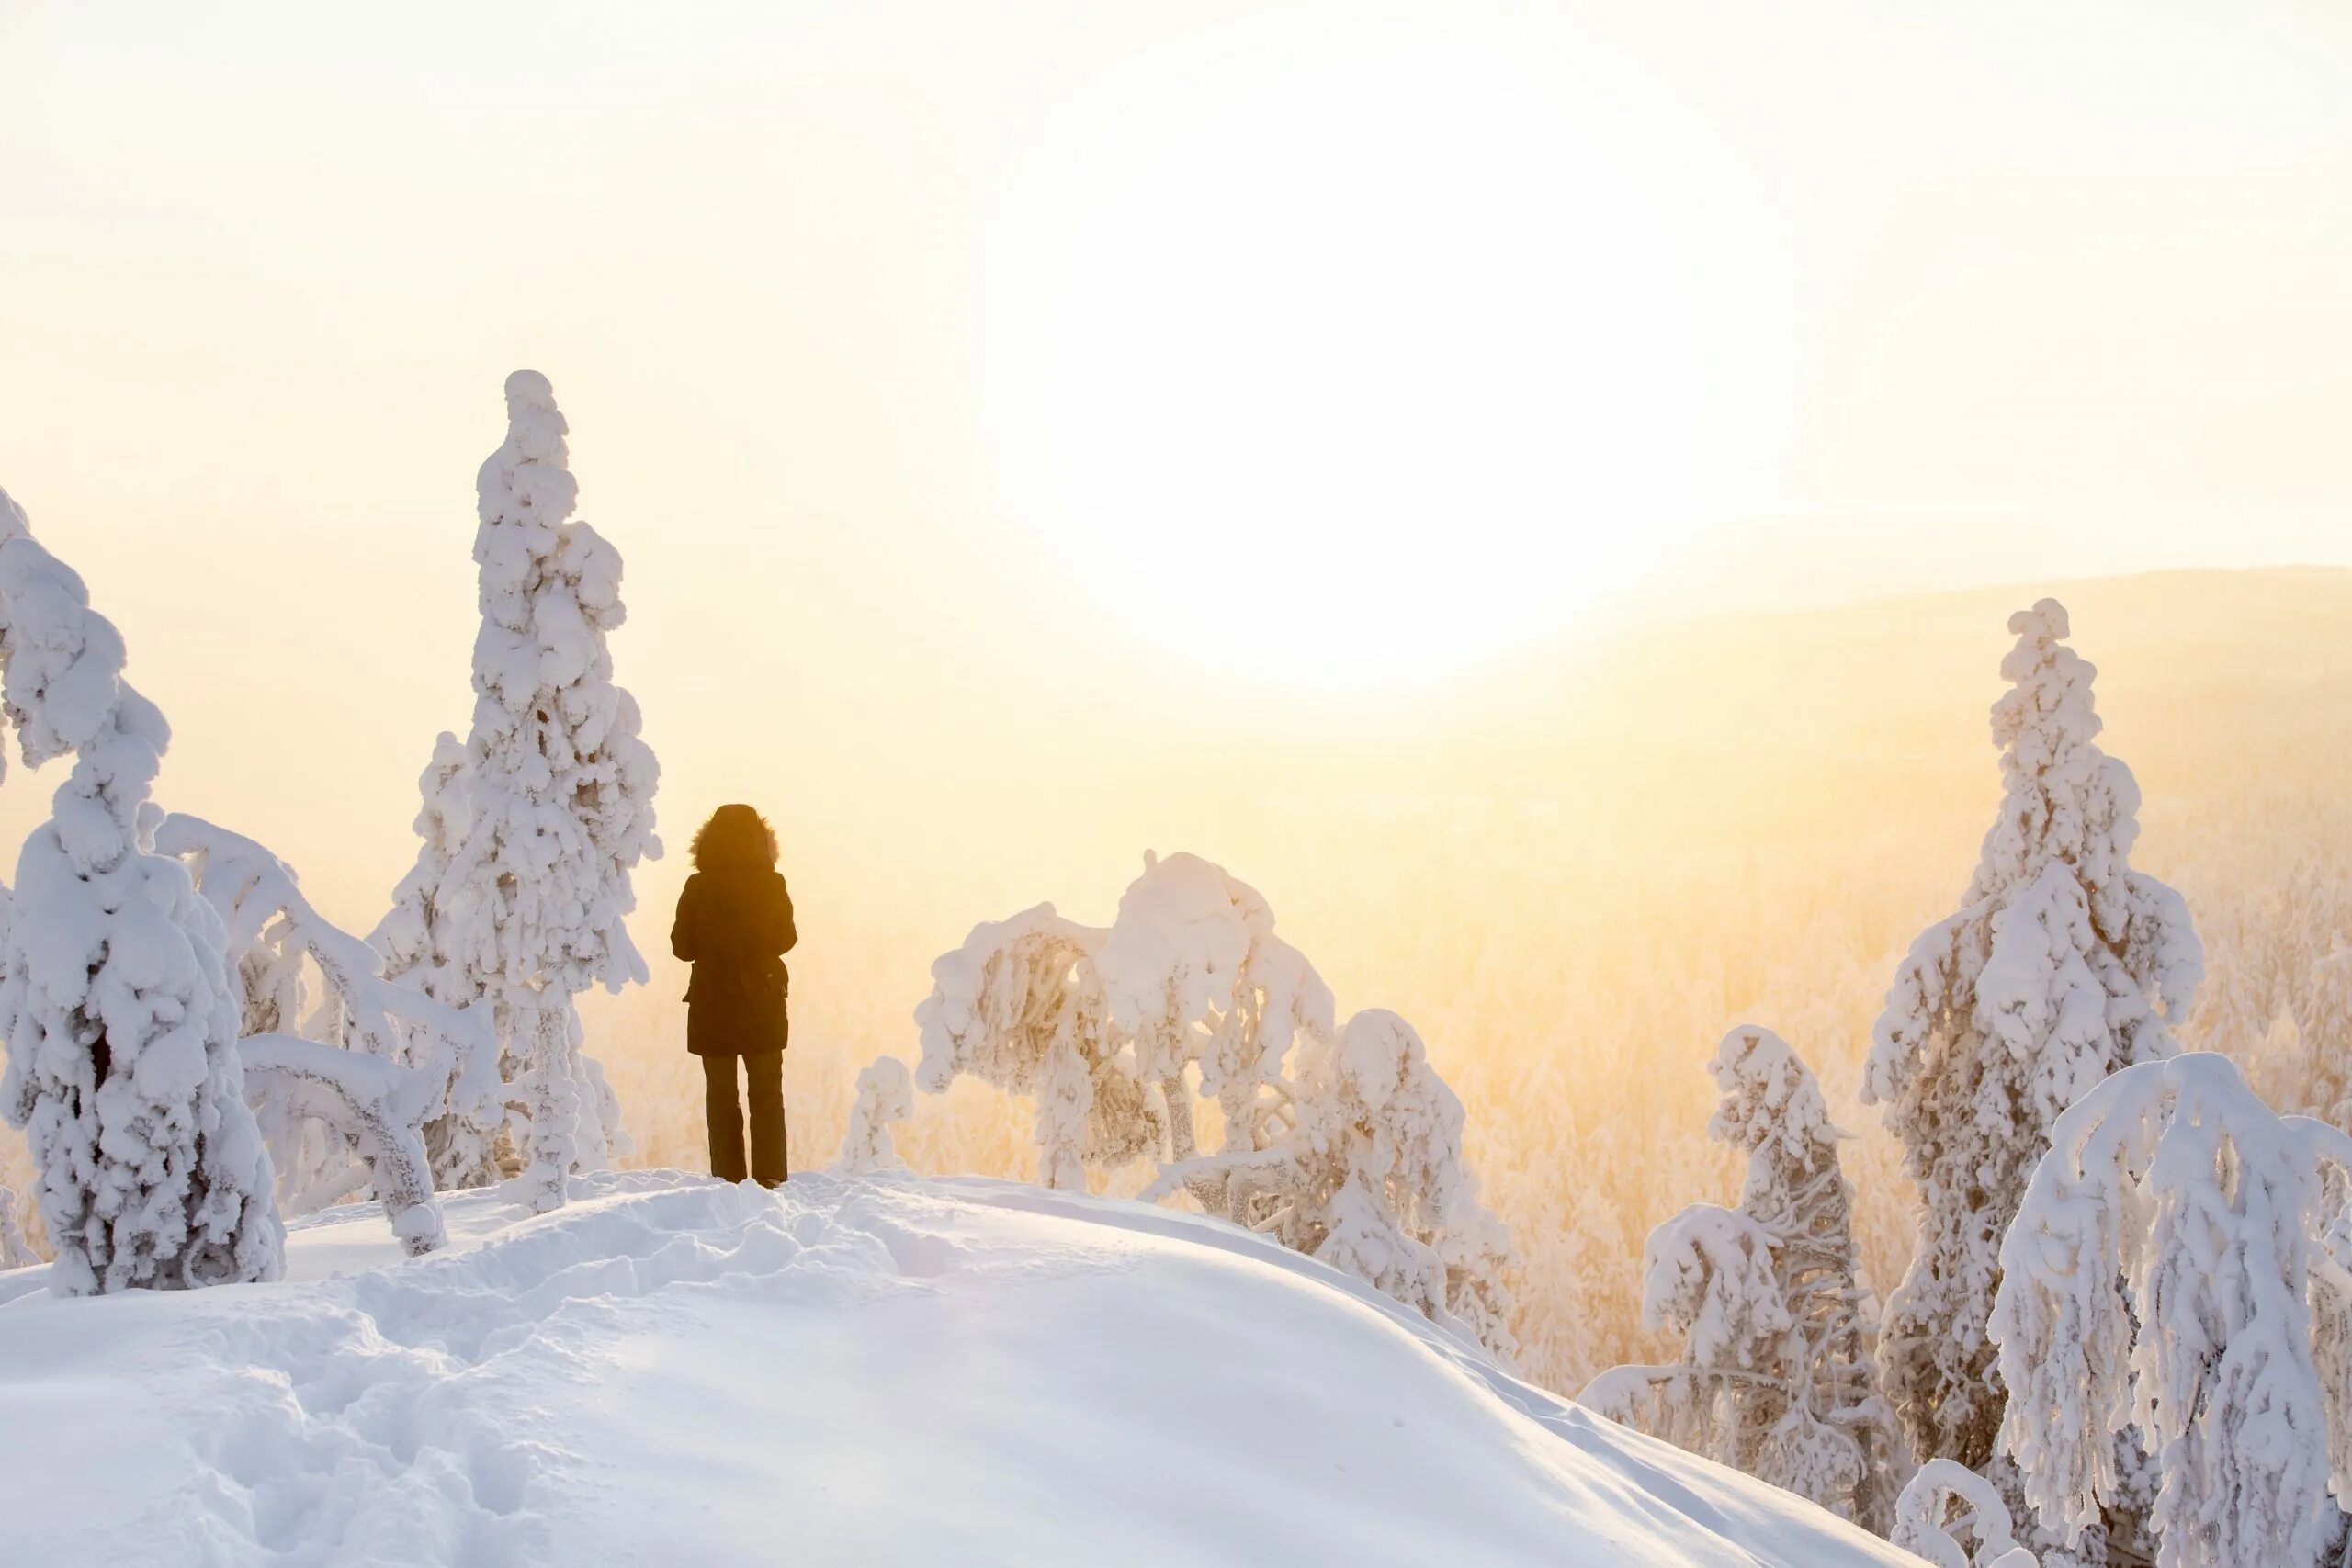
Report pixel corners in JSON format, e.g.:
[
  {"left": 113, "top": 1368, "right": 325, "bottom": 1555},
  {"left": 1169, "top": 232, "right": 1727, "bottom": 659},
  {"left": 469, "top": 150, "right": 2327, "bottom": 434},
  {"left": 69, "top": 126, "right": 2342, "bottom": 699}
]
[{"left": 671, "top": 865, "right": 797, "bottom": 1056}]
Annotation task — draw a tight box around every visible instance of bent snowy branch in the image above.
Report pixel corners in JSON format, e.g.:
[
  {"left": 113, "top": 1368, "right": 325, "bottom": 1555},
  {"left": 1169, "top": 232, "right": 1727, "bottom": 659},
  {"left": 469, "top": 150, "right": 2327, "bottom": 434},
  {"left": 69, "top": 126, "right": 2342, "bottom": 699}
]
[{"left": 237, "top": 1034, "right": 447, "bottom": 1255}]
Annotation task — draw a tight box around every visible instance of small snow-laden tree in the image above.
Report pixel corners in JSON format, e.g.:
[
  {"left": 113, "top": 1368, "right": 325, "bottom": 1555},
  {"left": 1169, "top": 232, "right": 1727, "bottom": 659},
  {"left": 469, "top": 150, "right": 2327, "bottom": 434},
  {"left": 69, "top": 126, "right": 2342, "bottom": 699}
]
[
  {"left": 0, "top": 486, "right": 282, "bottom": 1294},
  {"left": 1896, "top": 1461, "right": 2040, "bottom": 1568},
  {"left": 1584, "top": 1204, "right": 1790, "bottom": 1461},
  {"left": 1582, "top": 1025, "right": 1901, "bottom": 1531},
  {"left": 1096, "top": 850, "right": 1335, "bottom": 1219},
  {"left": 833, "top": 1055, "right": 914, "bottom": 1175},
  {"left": 1991, "top": 1053, "right": 2352, "bottom": 1568},
  {"left": 1149, "top": 1008, "right": 1521, "bottom": 1364},
  {"left": 155, "top": 813, "right": 499, "bottom": 1227},
  {"left": 0, "top": 1182, "right": 37, "bottom": 1269},
  {"left": 1864, "top": 599, "right": 2202, "bottom": 1490},
  {"left": 913, "top": 904, "right": 1158, "bottom": 1188},
  {"left": 398, "top": 373, "right": 662, "bottom": 1213}
]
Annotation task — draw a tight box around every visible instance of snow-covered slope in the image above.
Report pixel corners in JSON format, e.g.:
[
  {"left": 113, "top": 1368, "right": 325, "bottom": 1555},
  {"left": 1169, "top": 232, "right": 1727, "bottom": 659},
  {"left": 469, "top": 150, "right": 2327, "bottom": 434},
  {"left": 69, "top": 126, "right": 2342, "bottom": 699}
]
[{"left": 0, "top": 1173, "right": 1914, "bottom": 1568}]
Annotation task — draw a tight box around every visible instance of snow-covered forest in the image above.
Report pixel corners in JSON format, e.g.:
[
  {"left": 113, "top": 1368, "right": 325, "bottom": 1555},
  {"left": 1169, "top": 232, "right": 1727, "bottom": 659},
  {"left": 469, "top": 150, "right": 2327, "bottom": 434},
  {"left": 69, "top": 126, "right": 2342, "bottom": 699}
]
[{"left": 2, "top": 377, "right": 2351, "bottom": 1567}]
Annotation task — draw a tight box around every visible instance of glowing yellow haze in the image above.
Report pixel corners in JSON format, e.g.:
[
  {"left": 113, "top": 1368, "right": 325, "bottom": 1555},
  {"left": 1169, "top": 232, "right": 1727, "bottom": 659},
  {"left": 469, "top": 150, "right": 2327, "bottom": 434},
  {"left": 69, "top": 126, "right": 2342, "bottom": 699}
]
[{"left": 0, "top": 0, "right": 2346, "bottom": 1039}]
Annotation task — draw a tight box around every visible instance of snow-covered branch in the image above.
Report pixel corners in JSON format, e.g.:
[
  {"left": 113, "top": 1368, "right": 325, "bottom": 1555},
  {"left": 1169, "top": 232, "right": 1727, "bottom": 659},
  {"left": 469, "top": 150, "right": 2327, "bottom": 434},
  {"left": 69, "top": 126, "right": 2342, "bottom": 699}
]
[
  {"left": 1894, "top": 1460, "right": 2037, "bottom": 1568},
  {"left": 237, "top": 1034, "right": 447, "bottom": 1255},
  {"left": 156, "top": 813, "right": 501, "bottom": 1220}
]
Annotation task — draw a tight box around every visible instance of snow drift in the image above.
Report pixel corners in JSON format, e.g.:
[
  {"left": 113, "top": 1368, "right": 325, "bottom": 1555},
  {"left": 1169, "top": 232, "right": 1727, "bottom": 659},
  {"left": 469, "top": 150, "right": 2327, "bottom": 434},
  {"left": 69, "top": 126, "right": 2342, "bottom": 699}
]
[{"left": 0, "top": 1172, "right": 1911, "bottom": 1568}]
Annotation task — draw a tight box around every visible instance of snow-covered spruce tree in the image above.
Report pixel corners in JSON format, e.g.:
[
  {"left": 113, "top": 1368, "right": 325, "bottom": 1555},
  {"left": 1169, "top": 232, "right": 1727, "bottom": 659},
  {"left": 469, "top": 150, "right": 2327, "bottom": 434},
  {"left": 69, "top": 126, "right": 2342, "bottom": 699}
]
[
  {"left": 1582, "top": 1025, "right": 1900, "bottom": 1531},
  {"left": 0, "top": 486, "right": 282, "bottom": 1293},
  {"left": 1991, "top": 1053, "right": 2352, "bottom": 1568},
  {"left": 832, "top": 1055, "right": 914, "bottom": 1175},
  {"left": 1863, "top": 599, "right": 2202, "bottom": 1486},
  {"left": 390, "top": 372, "right": 661, "bottom": 1213}
]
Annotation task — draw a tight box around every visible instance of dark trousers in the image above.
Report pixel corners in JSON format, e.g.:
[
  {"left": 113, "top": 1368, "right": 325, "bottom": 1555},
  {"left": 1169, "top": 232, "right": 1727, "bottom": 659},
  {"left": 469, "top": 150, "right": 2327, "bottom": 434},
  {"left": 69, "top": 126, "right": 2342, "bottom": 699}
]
[{"left": 703, "top": 1050, "right": 787, "bottom": 1186}]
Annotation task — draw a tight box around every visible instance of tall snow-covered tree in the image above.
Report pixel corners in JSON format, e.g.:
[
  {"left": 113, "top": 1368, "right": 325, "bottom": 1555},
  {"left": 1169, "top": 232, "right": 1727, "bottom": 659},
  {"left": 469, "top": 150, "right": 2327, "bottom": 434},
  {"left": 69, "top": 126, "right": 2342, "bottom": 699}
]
[
  {"left": 0, "top": 486, "right": 282, "bottom": 1293},
  {"left": 1583, "top": 1025, "right": 1900, "bottom": 1531},
  {"left": 1992, "top": 1053, "right": 2352, "bottom": 1568},
  {"left": 1863, "top": 599, "right": 2202, "bottom": 1483},
  {"left": 380, "top": 372, "right": 662, "bottom": 1212}
]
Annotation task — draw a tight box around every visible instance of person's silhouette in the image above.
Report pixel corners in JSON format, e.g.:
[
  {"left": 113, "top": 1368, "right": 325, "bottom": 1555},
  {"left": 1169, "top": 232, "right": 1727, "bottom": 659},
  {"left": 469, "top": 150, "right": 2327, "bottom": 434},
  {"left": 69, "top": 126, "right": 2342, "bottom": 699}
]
[{"left": 671, "top": 804, "right": 796, "bottom": 1186}]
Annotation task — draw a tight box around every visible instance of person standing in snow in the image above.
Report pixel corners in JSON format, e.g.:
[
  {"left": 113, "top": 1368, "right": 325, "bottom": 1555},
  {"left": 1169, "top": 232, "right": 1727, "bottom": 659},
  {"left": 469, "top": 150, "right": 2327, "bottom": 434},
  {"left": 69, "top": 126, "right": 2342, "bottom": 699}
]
[{"left": 672, "top": 805, "right": 797, "bottom": 1186}]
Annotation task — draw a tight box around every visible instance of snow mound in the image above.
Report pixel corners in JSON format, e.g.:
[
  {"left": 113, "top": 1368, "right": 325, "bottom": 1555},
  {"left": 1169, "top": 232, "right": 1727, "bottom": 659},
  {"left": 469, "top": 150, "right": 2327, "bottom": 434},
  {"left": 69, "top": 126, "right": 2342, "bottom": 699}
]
[{"left": 0, "top": 1173, "right": 1912, "bottom": 1568}]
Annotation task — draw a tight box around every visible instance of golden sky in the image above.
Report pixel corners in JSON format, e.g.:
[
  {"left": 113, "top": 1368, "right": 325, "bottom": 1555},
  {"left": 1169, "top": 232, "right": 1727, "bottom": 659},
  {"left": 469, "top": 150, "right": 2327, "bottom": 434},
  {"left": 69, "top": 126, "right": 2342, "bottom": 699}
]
[{"left": 2, "top": 0, "right": 2348, "bottom": 934}]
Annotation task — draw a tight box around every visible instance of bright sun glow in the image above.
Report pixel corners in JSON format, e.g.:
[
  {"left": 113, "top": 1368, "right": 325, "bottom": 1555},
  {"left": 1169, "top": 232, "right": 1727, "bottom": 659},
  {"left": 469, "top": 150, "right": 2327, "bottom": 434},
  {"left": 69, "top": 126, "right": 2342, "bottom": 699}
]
[{"left": 980, "top": 11, "right": 1790, "bottom": 689}]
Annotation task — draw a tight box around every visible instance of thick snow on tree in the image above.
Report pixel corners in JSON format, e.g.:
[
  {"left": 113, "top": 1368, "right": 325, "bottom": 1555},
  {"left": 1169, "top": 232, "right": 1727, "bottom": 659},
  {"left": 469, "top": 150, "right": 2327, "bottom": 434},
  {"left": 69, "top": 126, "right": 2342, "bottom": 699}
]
[
  {"left": 371, "top": 731, "right": 469, "bottom": 998},
  {"left": 1584, "top": 1025, "right": 1899, "bottom": 1531},
  {"left": 1097, "top": 851, "right": 1335, "bottom": 1216},
  {"left": 1991, "top": 1053, "right": 2352, "bottom": 1568},
  {"left": 156, "top": 813, "right": 499, "bottom": 1222},
  {"left": 915, "top": 856, "right": 1515, "bottom": 1359},
  {"left": 368, "top": 732, "right": 510, "bottom": 1185},
  {"left": 1863, "top": 599, "right": 2202, "bottom": 1478},
  {"left": 1148, "top": 1007, "right": 1521, "bottom": 1363},
  {"left": 380, "top": 373, "right": 662, "bottom": 1213},
  {"left": 0, "top": 1183, "right": 36, "bottom": 1269},
  {"left": 0, "top": 485, "right": 281, "bottom": 1294},
  {"left": 833, "top": 1055, "right": 914, "bottom": 1175},
  {"left": 913, "top": 903, "right": 1150, "bottom": 1189},
  {"left": 1895, "top": 1460, "right": 2039, "bottom": 1568}
]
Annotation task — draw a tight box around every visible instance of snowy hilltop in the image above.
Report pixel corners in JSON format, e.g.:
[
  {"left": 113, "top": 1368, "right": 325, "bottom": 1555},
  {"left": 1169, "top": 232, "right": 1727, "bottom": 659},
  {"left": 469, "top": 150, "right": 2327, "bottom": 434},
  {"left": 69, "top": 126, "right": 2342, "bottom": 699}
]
[{"left": 0, "top": 1170, "right": 1912, "bottom": 1568}]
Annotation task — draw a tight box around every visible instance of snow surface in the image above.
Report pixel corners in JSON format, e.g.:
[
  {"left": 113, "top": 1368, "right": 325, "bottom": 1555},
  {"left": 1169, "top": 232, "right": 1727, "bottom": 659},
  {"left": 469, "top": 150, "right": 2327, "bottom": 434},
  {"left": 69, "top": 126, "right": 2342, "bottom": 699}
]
[{"left": 0, "top": 1172, "right": 1914, "bottom": 1568}]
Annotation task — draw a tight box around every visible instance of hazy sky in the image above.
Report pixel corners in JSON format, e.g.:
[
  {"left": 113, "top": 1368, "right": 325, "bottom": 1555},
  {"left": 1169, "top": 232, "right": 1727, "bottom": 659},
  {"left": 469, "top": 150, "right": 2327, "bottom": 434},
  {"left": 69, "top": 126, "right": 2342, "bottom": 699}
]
[{"left": 2, "top": 0, "right": 2348, "bottom": 922}]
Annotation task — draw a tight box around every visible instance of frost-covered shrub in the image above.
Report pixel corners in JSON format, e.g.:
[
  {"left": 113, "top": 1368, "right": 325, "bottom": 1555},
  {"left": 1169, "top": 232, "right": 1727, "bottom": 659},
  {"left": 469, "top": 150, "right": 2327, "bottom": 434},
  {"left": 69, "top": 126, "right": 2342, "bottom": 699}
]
[
  {"left": 1895, "top": 1460, "right": 2038, "bottom": 1568},
  {"left": 913, "top": 852, "right": 1516, "bottom": 1359},
  {"left": 1583, "top": 1025, "right": 1899, "bottom": 1531},
  {"left": 1863, "top": 599, "right": 2201, "bottom": 1482},
  {"left": 1992, "top": 1053, "right": 2352, "bottom": 1568},
  {"left": 1194, "top": 1008, "right": 1521, "bottom": 1364},
  {"left": 372, "top": 373, "right": 661, "bottom": 1211},
  {"left": 0, "top": 1183, "right": 36, "bottom": 1269},
  {"left": 832, "top": 1055, "right": 913, "bottom": 1175},
  {"left": 0, "top": 485, "right": 282, "bottom": 1294},
  {"left": 157, "top": 813, "right": 499, "bottom": 1221}
]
